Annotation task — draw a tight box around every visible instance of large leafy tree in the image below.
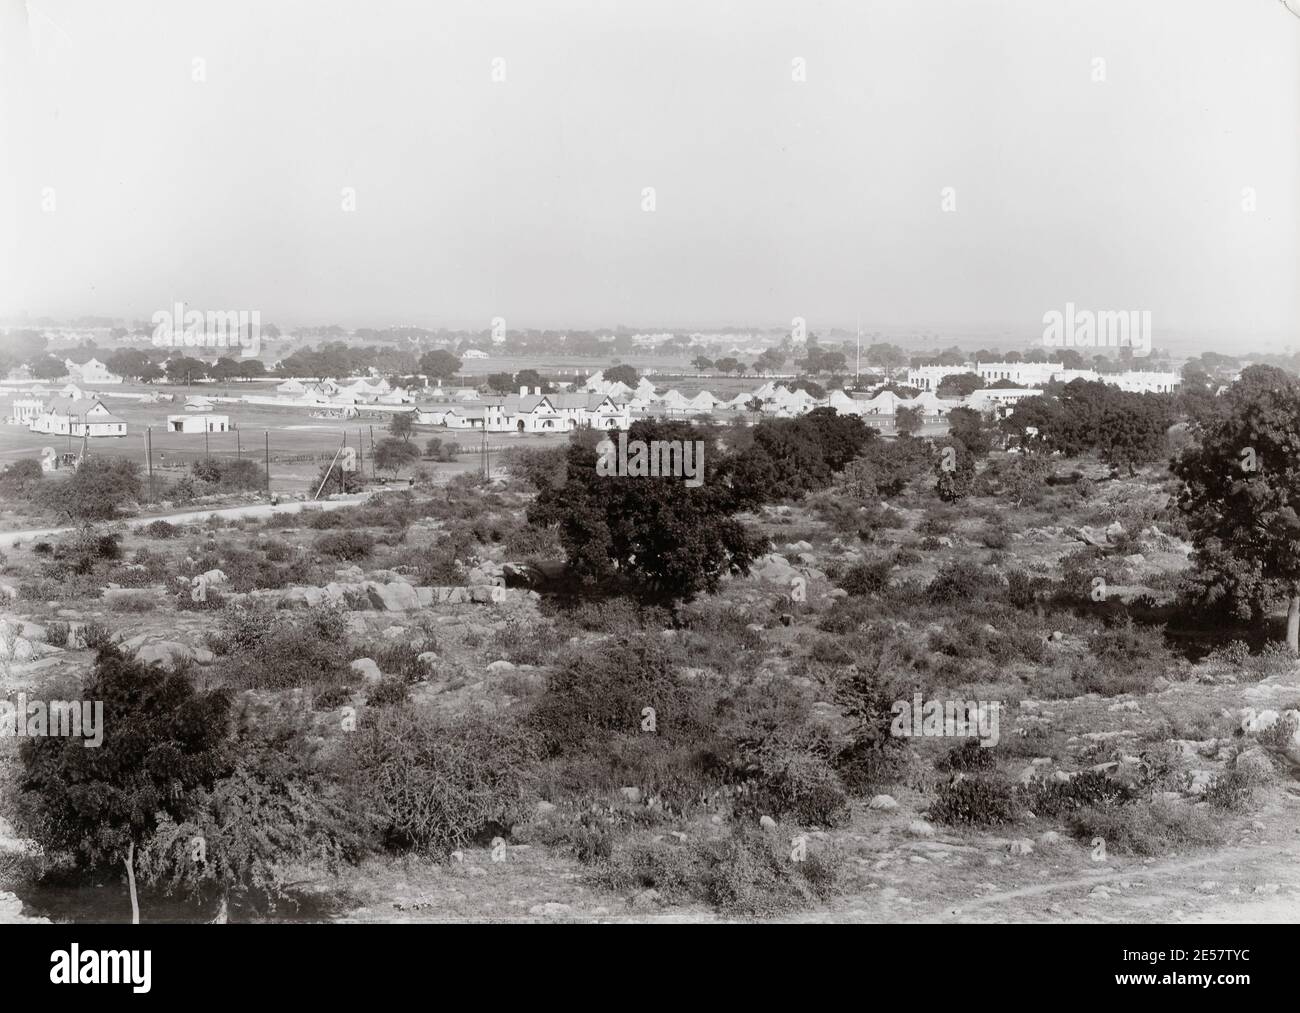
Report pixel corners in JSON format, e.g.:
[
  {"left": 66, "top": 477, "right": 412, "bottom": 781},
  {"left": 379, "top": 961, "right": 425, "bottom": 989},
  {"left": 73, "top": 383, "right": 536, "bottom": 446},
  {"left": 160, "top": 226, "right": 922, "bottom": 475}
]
[
  {"left": 30, "top": 354, "right": 68, "bottom": 380},
  {"left": 933, "top": 438, "right": 976, "bottom": 502},
  {"left": 1172, "top": 365, "right": 1300, "bottom": 653},
  {"left": 17, "top": 648, "right": 232, "bottom": 921},
  {"left": 895, "top": 405, "right": 923, "bottom": 436},
  {"left": 528, "top": 420, "right": 766, "bottom": 602},
  {"left": 418, "top": 350, "right": 462, "bottom": 383},
  {"left": 46, "top": 458, "right": 144, "bottom": 521},
  {"left": 936, "top": 372, "right": 985, "bottom": 398},
  {"left": 946, "top": 406, "right": 994, "bottom": 456},
  {"left": 387, "top": 411, "right": 415, "bottom": 441},
  {"left": 603, "top": 364, "right": 639, "bottom": 388},
  {"left": 374, "top": 437, "right": 420, "bottom": 474},
  {"left": 1097, "top": 391, "right": 1171, "bottom": 475}
]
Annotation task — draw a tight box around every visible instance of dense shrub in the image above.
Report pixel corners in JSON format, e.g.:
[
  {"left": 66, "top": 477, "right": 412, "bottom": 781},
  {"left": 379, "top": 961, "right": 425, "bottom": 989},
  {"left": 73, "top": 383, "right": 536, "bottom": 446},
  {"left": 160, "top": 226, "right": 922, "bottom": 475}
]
[
  {"left": 42, "top": 458, "right": 143, "bottom": 521},
  {"left": 927, "top": 559, "right": 1001, "bottom": 605},
  {"left": 345, "top": 707, "right": 537, "bottom": 856},
  {"left": 366, "top": 676, "right": 409, "bottom": 707},
  {"left": 212, "top": 604, "right": 351, "bottom": 690},
  {"left": 840, "top": 555, "right": 892, "bottom": 597},
  {"left": 1067, "top": 799, "right": 1223, "bottom": 855},
  {"left": 935, "top": 739, "right": 997, "bottom": 773},
  {"left": 1020, "top": 770, "right": 1133, "bottom": 817},
  {"left": 590, "top": 823, "right": 843, "bottom": 917},
  {"left": 527, "top": 636, "right": 706, "bottom": 755},
  {"left": 314, "top": 531, "right": 375, "bottom": 561},
  {"left": 928, "top": 775, "right": 1019, "bottom": 827}
]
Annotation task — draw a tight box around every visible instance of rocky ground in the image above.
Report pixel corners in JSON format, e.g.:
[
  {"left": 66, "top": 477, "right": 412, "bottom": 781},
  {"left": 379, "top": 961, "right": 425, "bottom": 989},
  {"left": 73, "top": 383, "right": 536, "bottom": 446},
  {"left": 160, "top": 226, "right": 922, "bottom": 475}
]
[{"left": 2, "top": 475, "right": 1299, "bottom": 923}]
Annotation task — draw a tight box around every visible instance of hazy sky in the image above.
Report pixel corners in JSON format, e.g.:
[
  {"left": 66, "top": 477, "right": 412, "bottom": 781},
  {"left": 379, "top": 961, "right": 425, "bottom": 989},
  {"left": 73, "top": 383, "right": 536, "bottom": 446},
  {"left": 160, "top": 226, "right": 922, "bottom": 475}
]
[{"left": 2, "top": 0, "right": 1297, "bottom": 347}]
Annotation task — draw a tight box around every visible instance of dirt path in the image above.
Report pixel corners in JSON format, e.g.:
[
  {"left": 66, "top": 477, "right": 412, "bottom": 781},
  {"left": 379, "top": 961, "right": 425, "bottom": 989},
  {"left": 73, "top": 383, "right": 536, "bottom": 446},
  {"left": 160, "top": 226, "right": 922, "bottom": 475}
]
[{"left": 0, "top": 491, "right": 379, "bottom": 545}]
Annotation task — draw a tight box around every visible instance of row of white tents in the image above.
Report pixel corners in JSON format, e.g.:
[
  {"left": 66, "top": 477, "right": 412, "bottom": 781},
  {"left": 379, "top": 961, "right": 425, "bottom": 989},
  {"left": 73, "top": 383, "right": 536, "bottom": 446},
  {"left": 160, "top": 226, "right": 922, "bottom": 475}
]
[{"left": 583, "top": 372, "right": 958, "bottom": 419}]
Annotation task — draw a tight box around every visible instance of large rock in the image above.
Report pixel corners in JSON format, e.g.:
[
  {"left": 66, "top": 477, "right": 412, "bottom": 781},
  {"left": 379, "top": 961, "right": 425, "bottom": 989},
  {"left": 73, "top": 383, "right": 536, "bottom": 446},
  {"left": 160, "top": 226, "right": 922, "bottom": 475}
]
[
  {"left": 350, "top": 658, "right": 383, "bottom": 684},
  {"left": 427, "top": 586, "right": 471, "bottom": 605},
  {"left": 282, "top": 586, "right": 326, "bottom": 609},
  {"left": 365, "top": 581, "right": 421, "bottom": 612},
  {"left": 134, "top": 640, "right": 214, "bottom": 667},
  {"left": 1239, "top": 708, "right": 1280, "bottom": 735},
  {"left": 749, "top": 554, "right": 801, "bottom": 585},
  {"left": 0, "top": 892, "right": 48, "bottom": 925},
  {"left": 469, "top": 585, "right": 506, "bottom": 605},
  {"left": 466, "top": 561, "right": 505, "bottom": 587},
  {"left": 323, "top": 581, "right": 362, "bottom": 605}
]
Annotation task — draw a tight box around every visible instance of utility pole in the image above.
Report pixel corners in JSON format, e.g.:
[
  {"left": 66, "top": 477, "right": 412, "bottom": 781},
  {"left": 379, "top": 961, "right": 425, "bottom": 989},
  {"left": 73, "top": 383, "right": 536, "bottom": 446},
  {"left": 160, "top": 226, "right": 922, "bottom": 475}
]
[
  {"left": 146, "top": 426, "right": 155, "bottom": 500},
  {"left": 856, "top": 317, "right": 861, "bottom": 387},
  {"left": 264, "top": 430, "right": 270, "bottom": 494},
  {"left": 204, "top": 425, "right": 209, "bottom": 460}
]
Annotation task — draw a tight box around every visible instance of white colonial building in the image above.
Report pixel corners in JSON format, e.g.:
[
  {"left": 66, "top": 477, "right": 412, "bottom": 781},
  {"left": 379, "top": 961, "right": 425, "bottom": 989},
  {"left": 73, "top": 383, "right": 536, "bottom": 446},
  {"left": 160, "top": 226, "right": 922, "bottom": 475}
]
[
  {"left": 29, "top": 396, "right": 127, "bottom": 437},
  {"left": 167, "top": 413, "right": 231, "bottom": 434}
]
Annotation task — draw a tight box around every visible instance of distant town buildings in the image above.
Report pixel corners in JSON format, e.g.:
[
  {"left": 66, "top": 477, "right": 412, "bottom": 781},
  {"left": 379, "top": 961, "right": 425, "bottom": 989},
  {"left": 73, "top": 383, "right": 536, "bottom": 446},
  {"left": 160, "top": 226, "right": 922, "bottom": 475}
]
[
  {"left": 64, "top": 357, "right": 123, "bottom": 385},
  {"left": 907, "top": 361, "right": 1180, "bottom": 395}
]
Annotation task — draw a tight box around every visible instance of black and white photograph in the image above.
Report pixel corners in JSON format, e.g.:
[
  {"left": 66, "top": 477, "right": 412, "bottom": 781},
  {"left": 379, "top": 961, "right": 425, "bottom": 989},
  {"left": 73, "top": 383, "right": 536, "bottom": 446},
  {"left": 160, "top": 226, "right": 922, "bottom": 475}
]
[{"left": 0, "top": 0, "right": 1297, "bottom": 980}]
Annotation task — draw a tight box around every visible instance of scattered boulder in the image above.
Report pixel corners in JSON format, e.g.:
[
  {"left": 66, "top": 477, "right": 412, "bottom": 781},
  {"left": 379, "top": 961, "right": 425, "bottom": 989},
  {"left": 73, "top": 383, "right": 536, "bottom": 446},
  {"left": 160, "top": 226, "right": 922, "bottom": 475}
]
[
  {"left": 365, "top": 581, "right": 421, "bottom": 612},
  {"left": 868, "top": 794, "right": 899, "bottom": 812},
  {"left": 132, "top": 640, "right": 213, "bottom": 667},
  {"left": 350, "top": 658, "right": 383, "bottom": 684},
  {"left": 1239, "top": 708, "right": 1280, "bottom": 735},
  {"left": 759, "top": 815, "right": 778, "bottom": 830},
  {"left": 466, "top": 560, "right": 505, "bottom": 587},
  {"left": 907, "top": 820, "right": 935, "bottom": 838},
  {"left": 0, "top": 892, "right": 47, "bottom": 925},
  {"left": 469, "top": 585, "right": 507, "bottom": 605}
]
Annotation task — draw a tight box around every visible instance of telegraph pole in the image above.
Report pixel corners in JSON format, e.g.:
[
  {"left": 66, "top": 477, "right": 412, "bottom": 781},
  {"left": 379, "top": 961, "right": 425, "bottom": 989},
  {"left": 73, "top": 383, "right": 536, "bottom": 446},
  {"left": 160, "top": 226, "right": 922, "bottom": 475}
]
[
  {"left": 856, "top": 317, "right": 861, "bottom": 386},
  {"left": 146, "top": 426, "right": 155, "bottom": 500},
  {"left": 264, "top": 430, "right": 270, "bottom": 493}
]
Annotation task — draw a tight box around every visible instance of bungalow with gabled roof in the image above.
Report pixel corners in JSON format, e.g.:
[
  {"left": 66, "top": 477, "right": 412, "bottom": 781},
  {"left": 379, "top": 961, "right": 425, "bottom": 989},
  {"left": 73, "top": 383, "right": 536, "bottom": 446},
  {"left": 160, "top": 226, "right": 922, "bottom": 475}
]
[{"left": 29, "top": 396, "right": 127, "bottom": 437}]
